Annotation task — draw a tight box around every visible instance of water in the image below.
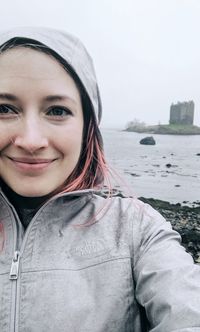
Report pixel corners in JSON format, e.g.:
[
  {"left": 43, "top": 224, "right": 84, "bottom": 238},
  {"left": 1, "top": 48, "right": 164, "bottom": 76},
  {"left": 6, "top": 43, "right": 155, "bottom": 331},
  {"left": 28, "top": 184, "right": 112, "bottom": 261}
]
[{"left": 102, "top": 128, "right": 200, "bottom": 205}]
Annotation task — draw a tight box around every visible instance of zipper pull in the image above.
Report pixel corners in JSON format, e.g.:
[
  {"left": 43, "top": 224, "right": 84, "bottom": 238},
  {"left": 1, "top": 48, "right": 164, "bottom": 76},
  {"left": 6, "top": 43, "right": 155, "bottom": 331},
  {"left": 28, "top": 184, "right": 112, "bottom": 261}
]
[{"left": 9, "top": 251, "right": 20, "bottom": 280}]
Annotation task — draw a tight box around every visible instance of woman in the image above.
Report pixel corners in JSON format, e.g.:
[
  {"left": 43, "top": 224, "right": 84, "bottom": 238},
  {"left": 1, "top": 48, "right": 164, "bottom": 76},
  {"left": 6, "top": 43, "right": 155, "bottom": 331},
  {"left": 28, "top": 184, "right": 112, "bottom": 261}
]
[{"left": 0, "top": 27, "right": 199, "bottom": 332}]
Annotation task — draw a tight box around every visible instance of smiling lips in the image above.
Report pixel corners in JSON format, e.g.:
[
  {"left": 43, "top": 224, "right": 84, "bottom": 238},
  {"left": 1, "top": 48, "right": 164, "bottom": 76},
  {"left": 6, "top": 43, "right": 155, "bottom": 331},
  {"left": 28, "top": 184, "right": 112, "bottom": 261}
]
[{"left": 7, "top": 156, "right": 56, "bottom": 171}]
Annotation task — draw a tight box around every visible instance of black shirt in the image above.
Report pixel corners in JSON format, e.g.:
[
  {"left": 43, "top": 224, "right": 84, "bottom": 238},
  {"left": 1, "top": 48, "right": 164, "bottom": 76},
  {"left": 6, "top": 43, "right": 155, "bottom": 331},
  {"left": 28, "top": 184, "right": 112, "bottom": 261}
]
[{"left": 1, "top": 180, "right": 49, "bottom": 229}]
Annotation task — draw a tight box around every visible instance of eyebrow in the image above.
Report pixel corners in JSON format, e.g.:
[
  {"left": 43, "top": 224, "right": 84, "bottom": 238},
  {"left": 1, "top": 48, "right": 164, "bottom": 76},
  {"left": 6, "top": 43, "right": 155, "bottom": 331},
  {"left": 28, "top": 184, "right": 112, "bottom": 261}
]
[
  {"left": 0, "top": 93, "right": 77, "bottom": 104},
  {"left": 0, "top": 93, "right": 18, "bottom": 101},
  {"left": 44, "top": 95, "right": 77, "bottom": 104}
]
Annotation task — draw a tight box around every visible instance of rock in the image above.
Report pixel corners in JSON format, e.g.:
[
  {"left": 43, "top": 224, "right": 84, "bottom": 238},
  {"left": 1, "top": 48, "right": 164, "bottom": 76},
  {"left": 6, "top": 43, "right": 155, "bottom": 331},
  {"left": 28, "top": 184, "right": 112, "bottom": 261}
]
[
  {"left": 166, "top": 163, "right": 178, "bottom": 168},
  {"left": 140, "top": 136, "right": 156, "bottom": 145}
]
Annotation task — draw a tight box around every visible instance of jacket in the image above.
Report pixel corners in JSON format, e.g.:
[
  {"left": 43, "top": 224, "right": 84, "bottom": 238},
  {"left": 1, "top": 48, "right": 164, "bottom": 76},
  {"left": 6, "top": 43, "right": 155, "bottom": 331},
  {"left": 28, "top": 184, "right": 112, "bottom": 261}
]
[{"left": 0, "top": 188, "right": 200, "bottom": 332}]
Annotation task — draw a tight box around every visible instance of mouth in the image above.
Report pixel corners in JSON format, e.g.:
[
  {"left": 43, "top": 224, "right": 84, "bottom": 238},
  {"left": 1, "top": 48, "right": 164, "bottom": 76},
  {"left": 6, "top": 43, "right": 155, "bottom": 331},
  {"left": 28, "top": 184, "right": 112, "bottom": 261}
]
[
  {"left": 6, "top": 156, "right": 57, "bottom": 171},
  {"left": 9, "top": 157, "right": 56, "bottom": 164}
]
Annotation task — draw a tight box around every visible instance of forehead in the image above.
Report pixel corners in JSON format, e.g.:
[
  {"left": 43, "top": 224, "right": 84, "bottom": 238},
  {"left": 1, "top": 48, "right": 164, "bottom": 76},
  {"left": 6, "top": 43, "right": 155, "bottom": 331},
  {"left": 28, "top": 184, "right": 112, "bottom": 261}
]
[
  {"left": 0, "top": 47, "right": 68, "bottom": 79},
  {"left": 0, "top": 47, "right": 66, "bottom": 74},
  {"left": 0, "top": 47, "right": 81, "bottom": 103}
]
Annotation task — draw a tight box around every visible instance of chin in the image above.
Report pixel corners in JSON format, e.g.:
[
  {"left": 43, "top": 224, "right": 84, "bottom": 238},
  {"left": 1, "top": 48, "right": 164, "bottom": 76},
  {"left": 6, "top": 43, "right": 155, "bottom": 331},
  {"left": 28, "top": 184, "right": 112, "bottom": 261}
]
[
  {"left": 1, "top": 177, "right": 62, "bottom": 198},
  {"left": 12, "top": 186, "right": 53, "bottom": 198}
]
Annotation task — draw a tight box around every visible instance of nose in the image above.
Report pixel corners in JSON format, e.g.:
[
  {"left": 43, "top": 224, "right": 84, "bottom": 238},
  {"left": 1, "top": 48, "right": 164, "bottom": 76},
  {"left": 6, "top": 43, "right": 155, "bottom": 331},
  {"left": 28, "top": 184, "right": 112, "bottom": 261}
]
[{"left": 13, "top": 117, "right": 48, "bottom": 153}]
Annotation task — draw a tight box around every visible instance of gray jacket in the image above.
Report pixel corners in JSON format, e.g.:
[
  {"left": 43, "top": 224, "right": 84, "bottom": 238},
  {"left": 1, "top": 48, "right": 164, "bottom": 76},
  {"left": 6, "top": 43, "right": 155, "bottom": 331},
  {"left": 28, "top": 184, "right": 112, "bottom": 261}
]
[{"left": 0, "top": 189, "right": 200, "bottom": 332}]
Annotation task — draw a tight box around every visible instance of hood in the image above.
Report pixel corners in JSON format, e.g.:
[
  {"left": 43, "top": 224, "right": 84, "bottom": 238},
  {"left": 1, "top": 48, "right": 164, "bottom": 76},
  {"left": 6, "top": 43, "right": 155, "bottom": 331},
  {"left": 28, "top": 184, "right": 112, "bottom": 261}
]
[{"left": 0, "top": 26, "right": 102, "bottom": 124}]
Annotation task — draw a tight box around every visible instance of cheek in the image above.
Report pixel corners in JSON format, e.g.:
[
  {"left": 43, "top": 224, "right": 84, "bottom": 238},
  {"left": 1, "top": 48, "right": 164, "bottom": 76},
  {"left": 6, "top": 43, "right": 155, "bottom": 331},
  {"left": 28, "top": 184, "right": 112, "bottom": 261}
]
[
  {"left": 54, "top": 125, "right": 83, "bottom": 156},
  {"left": 0, "top": 123, "right": 17, "bottom": 151}
]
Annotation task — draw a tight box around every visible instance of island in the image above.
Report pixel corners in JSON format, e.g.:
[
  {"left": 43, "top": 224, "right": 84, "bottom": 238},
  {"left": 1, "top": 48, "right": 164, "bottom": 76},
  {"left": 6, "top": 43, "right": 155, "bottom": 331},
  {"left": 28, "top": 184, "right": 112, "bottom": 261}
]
[
  {"left": 125, "top": 123, "right": 200, "bottom": 135},
  {"left": 126, "top": 100, "right": 200, "bottom": 135}
]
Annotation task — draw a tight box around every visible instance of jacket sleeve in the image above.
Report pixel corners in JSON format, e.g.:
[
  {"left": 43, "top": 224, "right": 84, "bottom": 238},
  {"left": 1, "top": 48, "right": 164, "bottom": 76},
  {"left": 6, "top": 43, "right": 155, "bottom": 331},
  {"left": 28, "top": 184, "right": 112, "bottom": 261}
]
[{"left": 132, "top": 202, "right": 200, "bottom": 332}]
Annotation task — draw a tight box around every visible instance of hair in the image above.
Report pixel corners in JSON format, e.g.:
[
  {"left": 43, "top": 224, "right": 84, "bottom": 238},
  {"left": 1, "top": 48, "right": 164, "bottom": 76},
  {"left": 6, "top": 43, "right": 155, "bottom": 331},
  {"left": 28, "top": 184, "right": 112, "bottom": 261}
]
[{"left": 0, "top": 37, "right": 109, "bottom": 195}]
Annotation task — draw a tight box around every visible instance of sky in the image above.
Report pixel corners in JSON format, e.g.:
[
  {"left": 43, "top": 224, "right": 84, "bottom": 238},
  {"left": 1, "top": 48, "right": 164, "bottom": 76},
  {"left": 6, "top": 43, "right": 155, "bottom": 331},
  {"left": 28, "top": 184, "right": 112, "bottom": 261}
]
[{"left": 0, "top": 0, "right": 200, "bottom": 128}]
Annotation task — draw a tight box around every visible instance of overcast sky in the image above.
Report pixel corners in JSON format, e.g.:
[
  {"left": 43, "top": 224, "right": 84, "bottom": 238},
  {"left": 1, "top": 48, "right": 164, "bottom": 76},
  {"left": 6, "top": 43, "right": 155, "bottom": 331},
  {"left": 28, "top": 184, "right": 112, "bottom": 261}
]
[{"left": 1, "top": 0, "right": 200, "bottom": 128}]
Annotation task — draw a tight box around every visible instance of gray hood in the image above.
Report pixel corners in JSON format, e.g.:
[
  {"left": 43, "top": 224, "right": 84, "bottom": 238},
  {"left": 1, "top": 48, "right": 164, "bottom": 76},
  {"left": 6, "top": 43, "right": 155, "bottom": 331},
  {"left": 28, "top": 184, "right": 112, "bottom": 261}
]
[{"left": 0, "top": 26, "right": 102, "bottom": 123}]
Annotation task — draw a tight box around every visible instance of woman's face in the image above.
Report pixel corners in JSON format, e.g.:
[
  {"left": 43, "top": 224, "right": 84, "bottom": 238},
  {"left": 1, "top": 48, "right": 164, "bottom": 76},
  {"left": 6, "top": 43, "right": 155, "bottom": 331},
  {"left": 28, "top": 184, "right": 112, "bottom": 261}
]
[{"left": 0, "top": 47, "right": 84, "bottom": 197}]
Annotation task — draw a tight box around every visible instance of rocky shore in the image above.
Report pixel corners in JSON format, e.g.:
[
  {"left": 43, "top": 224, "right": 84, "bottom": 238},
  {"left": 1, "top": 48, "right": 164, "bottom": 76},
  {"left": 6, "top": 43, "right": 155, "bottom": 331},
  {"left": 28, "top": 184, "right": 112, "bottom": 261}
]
[{"left": 139, "top": 197, "right": 200, "bottom": 264}]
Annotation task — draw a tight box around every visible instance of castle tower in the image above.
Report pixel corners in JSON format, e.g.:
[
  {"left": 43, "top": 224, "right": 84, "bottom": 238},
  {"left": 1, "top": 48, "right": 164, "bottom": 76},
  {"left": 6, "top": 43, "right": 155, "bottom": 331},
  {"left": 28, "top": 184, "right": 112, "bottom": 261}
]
[{"left": 169, "top": 101, "right": 194, "bottom": 125}]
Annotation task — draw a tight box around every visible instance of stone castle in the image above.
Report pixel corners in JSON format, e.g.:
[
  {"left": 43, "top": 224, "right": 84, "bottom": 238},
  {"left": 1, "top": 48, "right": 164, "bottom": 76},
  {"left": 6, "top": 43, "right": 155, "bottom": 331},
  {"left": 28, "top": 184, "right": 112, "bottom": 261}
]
[{"left": 169, "top": 100, "right": 194, "bottom": 125}]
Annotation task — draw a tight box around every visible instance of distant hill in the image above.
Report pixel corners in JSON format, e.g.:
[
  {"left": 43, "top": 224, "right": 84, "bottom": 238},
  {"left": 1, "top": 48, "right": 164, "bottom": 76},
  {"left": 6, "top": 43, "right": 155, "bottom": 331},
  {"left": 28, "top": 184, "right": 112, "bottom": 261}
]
[{"left": 125, "top": 124, "right": 200, "bottom": 135}]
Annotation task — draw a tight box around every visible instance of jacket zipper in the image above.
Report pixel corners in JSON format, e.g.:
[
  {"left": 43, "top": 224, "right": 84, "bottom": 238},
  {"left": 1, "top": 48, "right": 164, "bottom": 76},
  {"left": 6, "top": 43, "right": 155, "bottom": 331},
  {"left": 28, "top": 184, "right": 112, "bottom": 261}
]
[
  {"left": 10, "top": 251, "right": 20, "bottom": 280},
  {"left": 7, "top": 209, "right": 22, "bottom": 332},
  {"left": 9, "top": 252, "right": 20, "bottom": 332}
]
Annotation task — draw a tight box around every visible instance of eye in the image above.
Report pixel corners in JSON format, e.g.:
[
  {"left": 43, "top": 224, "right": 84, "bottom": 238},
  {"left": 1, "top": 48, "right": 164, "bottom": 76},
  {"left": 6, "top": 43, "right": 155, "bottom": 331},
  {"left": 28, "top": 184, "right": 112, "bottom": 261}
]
[
  {"left": 0, "top": 104, "right": 18, "bottom": 118},
  {"left": 46, "top": 106, "right": 73, "bottom": 118}
]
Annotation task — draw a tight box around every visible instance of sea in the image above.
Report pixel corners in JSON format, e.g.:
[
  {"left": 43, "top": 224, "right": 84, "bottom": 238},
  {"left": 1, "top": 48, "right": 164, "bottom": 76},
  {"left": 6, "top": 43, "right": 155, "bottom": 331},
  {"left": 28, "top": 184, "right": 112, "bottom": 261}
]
[{"left": 101, "top": 128, "right": 200, "bottom": 206}]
